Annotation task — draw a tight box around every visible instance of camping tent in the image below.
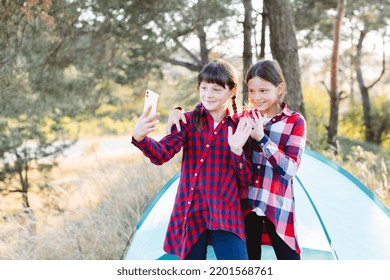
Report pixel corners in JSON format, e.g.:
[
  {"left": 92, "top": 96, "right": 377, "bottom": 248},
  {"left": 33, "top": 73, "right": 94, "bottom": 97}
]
[{"left": 123, "top": 149, "right": 390, "bottom": 260}]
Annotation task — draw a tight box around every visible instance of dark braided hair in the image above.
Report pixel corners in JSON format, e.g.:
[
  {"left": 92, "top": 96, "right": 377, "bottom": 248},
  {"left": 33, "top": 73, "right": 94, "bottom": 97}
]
[{"left": 194, "top": 59, "right": 239, "bottom": 130}]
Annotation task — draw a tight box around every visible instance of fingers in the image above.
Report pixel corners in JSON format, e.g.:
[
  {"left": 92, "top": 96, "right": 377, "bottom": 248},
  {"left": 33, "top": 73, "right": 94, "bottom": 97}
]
[
  {"left": 238, "top": 116, "right": 253, "bottom": 131},
  {"left": 167, "top": 110, "right": 187, "bottom": 133},
  {"left": 181, "top": 114, "right": 187, "bottom": 124},
  {"left": 137, "top": 111, "right": 160, "bottom": 132},
  {"left": 145, "top": 118, "right": 160, "bottom": 129},
  {"left": 175, "top": 112, "right": 187, "bottom": 131},
  {"left": 142, "top": 104, "right": 152, "bottom": 117},
  {"left": 175, "top": 120, "right": 181, "bottom": 132},
  {"left": 243, "top": 118, "right": 253, "bottom": 136},
  {"left": 144, "top": 112, "right": 160, "bottom": 121},
  {"left": 251, "top": 109, "right": 262, "bottom": 123}
]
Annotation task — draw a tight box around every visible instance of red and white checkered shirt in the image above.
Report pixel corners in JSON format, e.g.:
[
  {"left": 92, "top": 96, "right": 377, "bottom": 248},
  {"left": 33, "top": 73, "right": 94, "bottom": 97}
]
[
  {"left": 240, "top": 103, "right": 306, "bottom": 254},
  {"left": 132, "top": 103, "right": 253, "bottom": 259}
]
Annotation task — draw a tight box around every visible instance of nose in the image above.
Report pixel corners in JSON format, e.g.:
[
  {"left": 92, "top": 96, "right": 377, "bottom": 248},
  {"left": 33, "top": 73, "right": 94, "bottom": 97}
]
[
  {"left": 254, "top": 93, "right": 263, "bottom": 100},
  {"left": 205, "top": 88, "right": 214, "bottom": 96}
]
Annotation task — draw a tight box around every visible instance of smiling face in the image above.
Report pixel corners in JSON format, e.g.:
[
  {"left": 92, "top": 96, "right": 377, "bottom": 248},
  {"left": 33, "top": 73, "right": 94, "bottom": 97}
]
[
  {"left": 199, "top": 81, "right": 234, "bottom": 116},
  {"left": 248, "top": 76, "right": 283, "bottom": 117},
  {"left": 245, "top": 59, "right": 286, "bottom": 117}
]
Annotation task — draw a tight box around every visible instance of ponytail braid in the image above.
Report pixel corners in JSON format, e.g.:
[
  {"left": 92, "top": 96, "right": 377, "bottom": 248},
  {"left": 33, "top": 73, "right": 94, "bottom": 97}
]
[
  {"left": 193, "top": 105, "right": 202, "bottom": 131},
  {"left": 231, "top": 95, "right": 238, "bottom": 115}
]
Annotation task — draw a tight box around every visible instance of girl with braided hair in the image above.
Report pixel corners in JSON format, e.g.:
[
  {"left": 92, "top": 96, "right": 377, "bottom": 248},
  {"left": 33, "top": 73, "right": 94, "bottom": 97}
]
[{"left": 132, "top": 59, "right": 253, "bottom": 260}]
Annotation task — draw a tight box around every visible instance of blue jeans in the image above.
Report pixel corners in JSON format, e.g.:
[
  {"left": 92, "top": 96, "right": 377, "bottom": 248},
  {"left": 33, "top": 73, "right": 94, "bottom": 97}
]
[{"left": 184, "top": 230, "right": 248, "bottom": 260}]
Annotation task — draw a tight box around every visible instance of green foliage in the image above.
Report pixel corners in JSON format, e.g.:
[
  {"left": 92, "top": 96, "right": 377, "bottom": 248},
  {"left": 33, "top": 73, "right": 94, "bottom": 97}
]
[
  {"left": 1, "top": 0, "right": 388, "bottom": 213},
  {"left": 0, "top": 0, "right": 110, "bottom": 206},
  {"left": 340, "top": 94, "right": 390, "bottom": 146},
  {"left": 339, "top": 100, "right": 365, "bottom": 141},
  {"left": 370, "top": 95, "right": 390, "bottom": 146},
  {"left": 302, "top": 84, "right": 329, "bottom": 150},
  {"left": 88, "top": 0, "right": 241, "bottom": 83},
  {"left": 293, "top": 0, "right": 337, "bottom": 45}
]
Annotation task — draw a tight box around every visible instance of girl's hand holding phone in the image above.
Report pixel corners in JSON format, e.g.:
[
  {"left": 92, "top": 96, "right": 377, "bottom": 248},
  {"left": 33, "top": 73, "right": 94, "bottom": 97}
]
[{"left": 132, "top": 105, "right": 160, "bottom": 142}]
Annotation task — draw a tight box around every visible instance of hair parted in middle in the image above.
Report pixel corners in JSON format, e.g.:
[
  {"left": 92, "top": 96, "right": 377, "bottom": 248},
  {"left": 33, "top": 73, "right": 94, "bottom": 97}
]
[{"left": 246, "top": 59, "right": 287, "bottom": 104}]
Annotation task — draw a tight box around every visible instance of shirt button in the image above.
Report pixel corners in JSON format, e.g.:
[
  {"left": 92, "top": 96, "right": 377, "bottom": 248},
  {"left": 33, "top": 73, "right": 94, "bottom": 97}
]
[
  {"left": 206, "top": 144, "right": 210, "bottom": 148},
  {"left": 188, "top": 201, "right": 191, "bottom": 205},
  {"left": 272, "top": 118, "right": 275, "bottom": 121},
  {"left": 184, "top": 217, "right": 187, "bottom": 220},
  {"left": 214, "top": 131, "right": 217, "bottom": 135},
  {"left": 191, "top": 187, "right": 194, "bottom": 191},
  {"left": 200, "top": 159, "right": 204, "bottom": 162},
  {"left": 255, "top": 180, "right": 259, "bottom": 184},
  {"left": 257, "top": 165, "right": 260, "bottom": 169},
  {"left": 194, "top": 173, "right": 197, "bottom": 176},
  {"left": 260, "top": 143, "right": 264, "bottom": 147}
]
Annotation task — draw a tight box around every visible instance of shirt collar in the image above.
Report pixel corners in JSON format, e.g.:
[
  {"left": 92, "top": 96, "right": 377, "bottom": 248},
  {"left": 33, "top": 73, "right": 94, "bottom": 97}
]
[
  {"left": 198, "top": 103, "right": 236, "bottom": 123},
  {"left": 280, "top": 102, "right": 293, "bottom": 117}
]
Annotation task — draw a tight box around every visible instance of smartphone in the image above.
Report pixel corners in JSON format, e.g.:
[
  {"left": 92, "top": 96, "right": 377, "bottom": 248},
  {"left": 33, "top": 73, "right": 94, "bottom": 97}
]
[{"left": 143, "top": 89, "right": 160, "bottom": 116}]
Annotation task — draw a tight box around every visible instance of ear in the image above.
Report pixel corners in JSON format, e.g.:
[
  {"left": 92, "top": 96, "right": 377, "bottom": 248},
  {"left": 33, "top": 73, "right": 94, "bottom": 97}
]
[{"left": 277, "top": 83, "right": 284, "bottom": 98}]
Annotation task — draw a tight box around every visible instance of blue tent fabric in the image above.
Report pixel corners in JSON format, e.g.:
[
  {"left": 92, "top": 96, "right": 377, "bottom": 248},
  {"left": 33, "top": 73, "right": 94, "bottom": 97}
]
[
  {"left": 123, "top": 149, "right": 390, "bottom": 260},
  {"left": 295, "top": 149, "right": 390, "bottom": 259}
]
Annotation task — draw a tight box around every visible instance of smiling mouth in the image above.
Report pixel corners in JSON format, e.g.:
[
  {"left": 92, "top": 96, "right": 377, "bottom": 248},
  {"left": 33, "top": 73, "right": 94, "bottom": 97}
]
[{"left": 252, "top": 102, "right": 264, "bottom": 107}]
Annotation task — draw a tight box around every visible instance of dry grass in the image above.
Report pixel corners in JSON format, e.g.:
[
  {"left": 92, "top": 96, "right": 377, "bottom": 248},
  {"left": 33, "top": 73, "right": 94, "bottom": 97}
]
[
  {"left": 322, "top": 145, "right": 390, "bottom": 209},
  {"left": 0, "top": 136, "right": 181, "bottom": 259},
  {"left": 1, "top": 135, "right": 388, "bottom": 260}
]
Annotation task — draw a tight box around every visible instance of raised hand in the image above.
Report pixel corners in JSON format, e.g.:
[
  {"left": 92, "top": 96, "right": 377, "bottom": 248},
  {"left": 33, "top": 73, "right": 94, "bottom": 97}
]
[
  {"left": 250, "top": 109, "right": 265, "bottom": 141},
  {"left": 166, "top": 108, "right": 187, "bottom": 134},
  {"left": 132, "top": 105, "right": 160, "bottom": 142},
  {"left": 228, "top": 116, "right": 253, "bottom": 155}
]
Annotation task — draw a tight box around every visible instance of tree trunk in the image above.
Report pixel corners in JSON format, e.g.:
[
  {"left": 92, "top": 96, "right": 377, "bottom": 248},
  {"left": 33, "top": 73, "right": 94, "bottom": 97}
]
[
  {"left": 259, "top": 4, "right": 267, "bottom": 60},
  {"left": 242, "top": 0, "right": 253, "bottom": 105},
  {"left": 356, "top": 29, "right": 373, "bottom": 142},
  {"left": 17, "top": 157, "right": 37, "bottom": 234},
  {"left": 196, "top": 0, "right": 209, "bottom": 66},
  {"left": 356, "top": 29, "right": 386, "bottom": 144},
  {"left": 327, "top": 0, "right": 346, "bottom": 151},
  {"left": 18, "top": 160, "right": 31, "bottom": 209},
  {"left": 264, "top": 0, "right": 305, "bottom": 116}
]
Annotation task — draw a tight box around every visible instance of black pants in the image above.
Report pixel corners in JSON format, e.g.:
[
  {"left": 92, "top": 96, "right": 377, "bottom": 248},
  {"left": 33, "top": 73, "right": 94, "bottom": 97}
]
[{"left": 244, "top": 212, "right": 301, "bottom": 260}]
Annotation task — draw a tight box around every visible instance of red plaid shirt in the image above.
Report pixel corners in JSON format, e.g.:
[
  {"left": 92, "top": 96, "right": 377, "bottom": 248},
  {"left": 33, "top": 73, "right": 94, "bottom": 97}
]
[
  {"left": 132, "top": 103, "right": 253, "bottom": 259},
  {"left": 241, "top": 103, "right": 306, "bottom": 254}
]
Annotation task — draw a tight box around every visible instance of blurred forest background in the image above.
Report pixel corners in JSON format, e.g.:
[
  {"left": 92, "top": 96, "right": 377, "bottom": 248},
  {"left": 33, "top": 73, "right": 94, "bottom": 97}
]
[{"left": 0, "top": 0, "right": 389, "bottom": 259}]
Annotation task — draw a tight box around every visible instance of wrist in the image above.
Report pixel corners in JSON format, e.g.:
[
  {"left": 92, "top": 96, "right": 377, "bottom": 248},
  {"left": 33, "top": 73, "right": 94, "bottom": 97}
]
[
  {"left": 230, "top": 148, "right": 243, "bottom": 156},
  {"left": 132, "top": 134, "right": 145, "bottom": 142},
  {"left": 255, "top": 133, "right": 264, "bottom": 142}
]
